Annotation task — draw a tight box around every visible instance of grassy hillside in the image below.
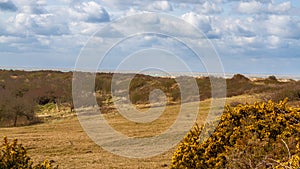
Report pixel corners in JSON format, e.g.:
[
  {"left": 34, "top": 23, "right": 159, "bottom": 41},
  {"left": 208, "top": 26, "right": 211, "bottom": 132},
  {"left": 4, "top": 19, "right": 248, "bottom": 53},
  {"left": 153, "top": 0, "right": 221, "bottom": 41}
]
[
  {"left": 1, "top": 70, "right": 299, "bottom": 127},
  {"left": 0, "top": 70, "right": 299, "bottom": 168}
]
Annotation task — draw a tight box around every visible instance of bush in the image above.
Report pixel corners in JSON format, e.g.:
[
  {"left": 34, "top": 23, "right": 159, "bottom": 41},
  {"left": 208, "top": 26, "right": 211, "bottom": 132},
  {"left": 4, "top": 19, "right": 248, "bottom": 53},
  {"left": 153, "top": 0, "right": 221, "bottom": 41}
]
[
  {"left": 0, "top": 137, "right": 58, "bottom": 169},
  {"left": 171, "top": 99, "right": 300, "bottom": 169},
  {"left": 275, "top": 154, "right": 300, "bottom": 169},
  {"left": 266, "top": 82, "right": 300, "bottom": 103}
]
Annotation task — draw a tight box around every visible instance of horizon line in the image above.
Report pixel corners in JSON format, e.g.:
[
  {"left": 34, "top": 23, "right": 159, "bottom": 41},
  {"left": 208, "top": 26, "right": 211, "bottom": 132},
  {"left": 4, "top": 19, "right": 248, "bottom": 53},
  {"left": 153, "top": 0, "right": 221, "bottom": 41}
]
[{"left": 1, "top": 66, "right": 300, "bottom": 80}]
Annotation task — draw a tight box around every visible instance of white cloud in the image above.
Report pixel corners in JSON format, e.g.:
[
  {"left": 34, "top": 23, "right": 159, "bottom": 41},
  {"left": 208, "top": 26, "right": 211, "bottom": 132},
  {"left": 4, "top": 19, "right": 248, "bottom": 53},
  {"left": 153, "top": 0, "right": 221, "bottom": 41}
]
[
  {"left": 124, "top": 8, "right": 147, "bottom": 16},
  {"left": 0, "top": 0, "right": 299, "bottom": 74},
  {"left": 96, "top": 0, "right": 134, "bottom": 10},
  {"left": 194, "top": 1, "right": 223, "bottom": 14},
  {"left": 69, "top": 1, "right": 110, "bottom": 23},
  {"left": 170, "top": 0, "right": 218, "bottom": 4},
  {"left": 181, "top": 12, "right": 212, "bottom": 33},
  {"left": 32, "top": 14, "right": 69, "bottom": 35},
  {"left": 69, "top": 21, "right": 105, "bottom": 35},
  {"left": 265, "top": 15, "right": 300, "bottom": 39},
  {"left": 147, "top": 1, "right": 173, "bottom": 11},
  {"left": 236, "top": 1, "right": 262, "bottom": 14},
  {"left": 212, "top": 16, "right": 256, "bottom": 38},
  {"left": 11, "top": 0, "right": 47, "bottom": 10},
  {"left": 268, "top": 1, "right": 291, "bottom": 14},
  {"left": 95, "top": 0, "right": 188, "bottom": 11},
  {"left": 0, "top": 35, "right": 20, "bottom": 43},
  {"left": 267, "top": 35, "right": 282, "bottom": 48},
  {"left": 231, "top": 36, "right": 257, "bottom": 47},
  {"left": 209, "top": 13, "right": 297, "bottom": 58},
  {"left": 7, "top": 12, "right": 69, "bottom": 36},
  {"left": 20, "top": 4, "right": 47, "bottom": 14},
  {"left": 235, "top": 1, "right": 293, "bottom": 15},
  {"left": 226, "top": 0, "right": 271, "bottom": 4}
]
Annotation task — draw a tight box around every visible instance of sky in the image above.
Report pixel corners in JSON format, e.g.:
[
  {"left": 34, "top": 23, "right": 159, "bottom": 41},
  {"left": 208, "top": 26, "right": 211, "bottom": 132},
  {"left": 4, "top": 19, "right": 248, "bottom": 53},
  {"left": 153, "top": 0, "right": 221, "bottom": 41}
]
[{"left": 0, "top": 0, "right": 300, "bottom": 75}]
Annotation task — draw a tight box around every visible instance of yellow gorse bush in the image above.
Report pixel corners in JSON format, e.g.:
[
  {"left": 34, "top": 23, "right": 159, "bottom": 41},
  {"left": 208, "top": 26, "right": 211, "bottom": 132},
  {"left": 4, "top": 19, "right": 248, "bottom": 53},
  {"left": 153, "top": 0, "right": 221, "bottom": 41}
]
[
  {"left": 171, "top": 99, "right": 300, "bottom": 169},
  {"left": 0, "top": 137, "right": 58, "bottom": 169}
]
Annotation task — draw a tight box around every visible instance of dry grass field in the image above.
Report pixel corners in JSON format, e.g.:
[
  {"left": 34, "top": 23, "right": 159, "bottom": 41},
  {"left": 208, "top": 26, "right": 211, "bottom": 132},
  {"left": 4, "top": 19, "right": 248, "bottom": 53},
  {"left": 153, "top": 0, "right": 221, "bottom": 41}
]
[{"left": 0, "top": 95, "right": 258, "bottom": 168}]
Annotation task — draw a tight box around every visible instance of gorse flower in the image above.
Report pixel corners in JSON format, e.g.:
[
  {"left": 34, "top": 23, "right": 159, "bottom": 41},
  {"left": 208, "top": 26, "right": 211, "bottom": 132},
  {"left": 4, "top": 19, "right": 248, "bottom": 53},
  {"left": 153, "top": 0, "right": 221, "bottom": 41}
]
[
  {"left": 0, "top": 137, "right": 58, "bottom": 169},
  {"left": 171, "top": 99, "right": 300, "bottom": 169}
]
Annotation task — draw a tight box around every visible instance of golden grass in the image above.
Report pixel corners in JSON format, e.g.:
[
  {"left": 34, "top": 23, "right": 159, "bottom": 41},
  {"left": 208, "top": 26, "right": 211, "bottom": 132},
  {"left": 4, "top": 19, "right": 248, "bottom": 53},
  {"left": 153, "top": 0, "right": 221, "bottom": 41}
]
[{"left": 0, "top": 95, "right": 258, "bottom": 168}]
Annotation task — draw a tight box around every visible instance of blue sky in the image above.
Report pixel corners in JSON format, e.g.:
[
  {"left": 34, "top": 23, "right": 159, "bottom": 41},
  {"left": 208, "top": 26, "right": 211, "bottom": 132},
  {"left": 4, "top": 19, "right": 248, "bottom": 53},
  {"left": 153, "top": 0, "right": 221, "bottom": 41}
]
[{"left": 0, "top": 0, "right": 300, "bottom": 75}]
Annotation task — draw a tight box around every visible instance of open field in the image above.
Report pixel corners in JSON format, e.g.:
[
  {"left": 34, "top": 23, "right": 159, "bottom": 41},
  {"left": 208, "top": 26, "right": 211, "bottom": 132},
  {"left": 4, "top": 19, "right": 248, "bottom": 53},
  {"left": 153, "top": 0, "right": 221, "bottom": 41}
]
[
  {"left": 0, "top": 95, "right": 258, "bottom": 168},
  {"left": 1, "top": 70, "right": 298, "bottom": 168}
]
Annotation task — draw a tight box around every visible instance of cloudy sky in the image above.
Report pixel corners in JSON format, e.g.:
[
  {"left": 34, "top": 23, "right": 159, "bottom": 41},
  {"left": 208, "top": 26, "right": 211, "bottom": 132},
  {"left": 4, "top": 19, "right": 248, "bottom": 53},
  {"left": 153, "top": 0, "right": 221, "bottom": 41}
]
[{"left": 0, "top": 0, "right": 300, "bottom": 75}]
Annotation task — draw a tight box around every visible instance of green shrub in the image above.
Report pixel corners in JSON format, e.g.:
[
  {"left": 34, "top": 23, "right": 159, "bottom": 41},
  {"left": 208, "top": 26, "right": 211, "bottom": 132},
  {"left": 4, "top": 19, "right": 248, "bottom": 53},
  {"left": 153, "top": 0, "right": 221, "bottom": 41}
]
[
  {"left": 0, "top": 137, "right": 58, "bottom": 169},
  {"left": 171, "top": 99, "right": 300, "bottom": 169}
]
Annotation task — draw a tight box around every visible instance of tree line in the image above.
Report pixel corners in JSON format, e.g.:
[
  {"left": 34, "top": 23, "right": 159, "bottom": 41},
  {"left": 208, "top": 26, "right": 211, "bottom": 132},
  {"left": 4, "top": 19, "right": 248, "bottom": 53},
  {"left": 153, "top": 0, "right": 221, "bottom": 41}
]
[{"left": 1, "top": 70, "right": 300, "bottom": 127}]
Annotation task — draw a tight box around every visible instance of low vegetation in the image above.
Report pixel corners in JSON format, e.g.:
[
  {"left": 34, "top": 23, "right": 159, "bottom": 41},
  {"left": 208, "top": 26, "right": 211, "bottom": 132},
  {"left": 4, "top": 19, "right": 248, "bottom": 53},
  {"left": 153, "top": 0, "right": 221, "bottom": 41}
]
[
  {"left": 0, "top": 70, "right": 300, "bottom": 168},
  {"left": 1, "top": 70, "right": 299, "bottom": 127},
  {"left": 0, "top": 137, "right": 57, "bottom": 169},
  {"left": 171, "top": 99, "right": 300, "bottom": 169}
]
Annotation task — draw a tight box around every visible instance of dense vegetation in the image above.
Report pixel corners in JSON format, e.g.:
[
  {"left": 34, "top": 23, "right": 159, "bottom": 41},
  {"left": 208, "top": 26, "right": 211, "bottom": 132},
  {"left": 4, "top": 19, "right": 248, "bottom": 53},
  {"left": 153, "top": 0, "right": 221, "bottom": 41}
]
[
  {"left": 171, "top": 99, "right": 300, "bottom": 169},
  {"left": 0, "top": 137, "right": 57, "bottom": 169},
  {"left": 1, "top": 70, "right": 300, "bottom": 127},
  {"left": 0, "top": 70, "right": 72, "bottom": 127}
]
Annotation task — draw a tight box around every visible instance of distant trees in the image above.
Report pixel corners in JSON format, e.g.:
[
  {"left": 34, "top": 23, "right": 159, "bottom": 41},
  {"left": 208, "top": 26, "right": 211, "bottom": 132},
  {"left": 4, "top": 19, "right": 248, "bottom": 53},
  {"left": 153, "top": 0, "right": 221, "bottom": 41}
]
[
  {"left": 268, "top": 75, "right": 277, "bottom": 81},
  {"left": 1, "top": 70, "right": 300, "bottom": 127},
  {"left": 0, "top": 78, "right": 37, "bottom": 127},
  {"left": 0, "top": 70, "right": 73, "bottom": 127}
]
